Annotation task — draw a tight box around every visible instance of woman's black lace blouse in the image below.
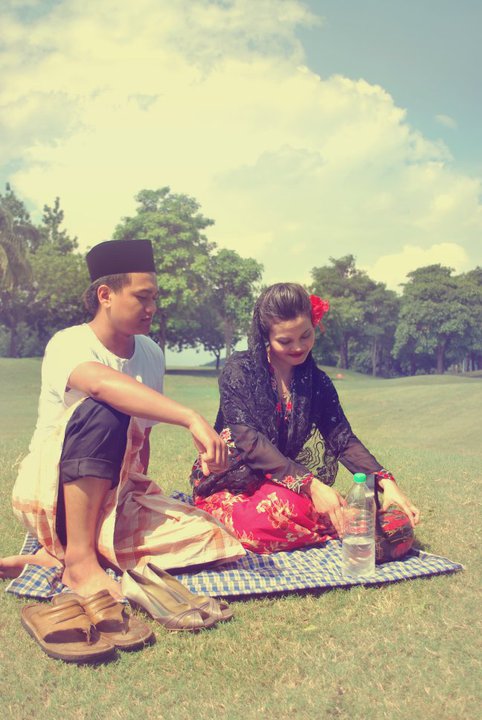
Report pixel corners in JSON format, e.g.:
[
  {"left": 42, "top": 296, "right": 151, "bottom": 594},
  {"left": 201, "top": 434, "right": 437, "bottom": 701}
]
[{"left": 191, "top": 350, "right": 383, "bottom": 499}]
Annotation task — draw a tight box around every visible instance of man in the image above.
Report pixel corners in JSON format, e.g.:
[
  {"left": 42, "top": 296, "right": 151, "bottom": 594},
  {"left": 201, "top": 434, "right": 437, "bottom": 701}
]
[{"left": 2, "top": 239, "right": 244, "bottom": 599}]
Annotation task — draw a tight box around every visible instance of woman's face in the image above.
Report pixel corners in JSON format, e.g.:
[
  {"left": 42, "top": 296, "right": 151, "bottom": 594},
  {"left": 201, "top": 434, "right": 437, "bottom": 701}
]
[{"left": 268, "top": 314, "right": 315, "bottom": 370}]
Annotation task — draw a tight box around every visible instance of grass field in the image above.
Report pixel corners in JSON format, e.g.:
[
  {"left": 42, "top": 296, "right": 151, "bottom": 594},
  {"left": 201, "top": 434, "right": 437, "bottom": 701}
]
[{"left": 0, "top": 359, "right": 481, "bottom": 720}]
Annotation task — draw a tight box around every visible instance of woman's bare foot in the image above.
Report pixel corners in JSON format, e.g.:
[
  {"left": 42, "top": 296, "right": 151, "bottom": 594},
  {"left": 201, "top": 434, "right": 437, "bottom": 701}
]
[
  {"left": 0, "top": 547, "right": 61, "bottom": 579},
  {"left": 62, "top": 558, "right": 124, "bottom": 600}
]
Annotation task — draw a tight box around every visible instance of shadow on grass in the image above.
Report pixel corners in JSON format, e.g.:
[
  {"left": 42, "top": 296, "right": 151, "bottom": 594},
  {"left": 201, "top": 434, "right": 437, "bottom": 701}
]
[
  {"left": 412, "top": 537, "right": 432, "bottom": 553},
  {"left": 166, "top": 368, "right": 219, "bottom": 378}
]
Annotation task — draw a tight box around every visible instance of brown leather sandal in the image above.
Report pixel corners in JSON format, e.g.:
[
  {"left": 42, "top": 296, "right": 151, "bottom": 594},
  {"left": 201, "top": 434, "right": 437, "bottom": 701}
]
[
  {"left": 21, "top": 599, "right": 116, "bottom": 663},
  {"left": 53, "top": 590, "right": 155, "bottom": 651}
]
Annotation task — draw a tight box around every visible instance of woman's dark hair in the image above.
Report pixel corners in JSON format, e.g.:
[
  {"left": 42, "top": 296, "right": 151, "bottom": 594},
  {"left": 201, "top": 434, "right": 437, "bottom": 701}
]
[
  {"left": 253, "top": 283, "right": 312, "bottom": 339},
  {"left": 82, "top": 273, "right": 132, "bottom": 317}
]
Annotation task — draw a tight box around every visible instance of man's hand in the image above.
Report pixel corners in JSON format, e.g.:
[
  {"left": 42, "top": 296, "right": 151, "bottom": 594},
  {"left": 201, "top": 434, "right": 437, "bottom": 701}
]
[{"left": 189, "top": 414, "right": 228, "bottom": 476}]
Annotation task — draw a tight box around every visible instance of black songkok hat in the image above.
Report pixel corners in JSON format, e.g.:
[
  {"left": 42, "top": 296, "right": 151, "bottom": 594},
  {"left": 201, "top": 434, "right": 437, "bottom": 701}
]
[{"left": 86, "top": 239, "right": 156, "bottom": 282}]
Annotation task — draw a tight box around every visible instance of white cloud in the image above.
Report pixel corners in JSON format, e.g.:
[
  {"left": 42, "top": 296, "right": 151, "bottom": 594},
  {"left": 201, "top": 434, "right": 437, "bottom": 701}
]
[
  {"left": 435, "top": 113, "right": 457, "bottom": 129},
  {"left": 363, "top": 242, "right": 470, "bottom": 290},
  {"left": 0, "top": 0, "right": 481, "bottom": 287}
]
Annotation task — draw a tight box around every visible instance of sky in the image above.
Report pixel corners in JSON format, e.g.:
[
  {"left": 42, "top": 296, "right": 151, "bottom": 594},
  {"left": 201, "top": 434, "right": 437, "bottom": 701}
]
[{"left": 1, "top": 0, "right": 481, "bottom": 365}]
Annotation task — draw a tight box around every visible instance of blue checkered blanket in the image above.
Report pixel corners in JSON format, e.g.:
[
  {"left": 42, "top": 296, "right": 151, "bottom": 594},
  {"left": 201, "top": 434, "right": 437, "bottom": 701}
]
[
  {"left": 173, "top": 542, "right": 463, "bottom": 596},
  {"left": 5, "top": 540, "right": 464, "bottom": 600},
  {"left": 4, "top": 493, "right": 463, "bottom": 599}
]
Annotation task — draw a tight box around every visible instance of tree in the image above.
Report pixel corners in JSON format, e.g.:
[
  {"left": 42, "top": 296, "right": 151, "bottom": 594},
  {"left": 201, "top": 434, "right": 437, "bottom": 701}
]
[
  {"left": 29, "top": 247, "right": 89, "bottom": 349},
  {"left": 114, "top": 188, "right": 215, "bottom": 350},
  {"left": 446, "top": 267, "right": 482, "bottom": 372},
  {"left": 394, "top": 264, "right": 480, "bottom": 374},
  {"left": 311, "top": 255, "right": 378, "bottom": 369},
  {"left": 196, "top": 248, "right": 263, "bottom": 367},
  {"left": 0, "top": 186, "right": 39, "bottom": 356},
  {"left": 0, "top": 185, "right": 36, "bottom": 288},
  {"left": 362, "top": 284, "right": 400, "bottom": 376},
  {"left": 28, "top": 198, "right": 86, "bottom": 348},
  {"left": 1, "top": 187, "right": 87, "bottom": 357},
  {"left": 39, "top": 197, "right": 78, "bottom": 254},
  {"left": 195, "top": 308, "right": 225, "bottom": 370}
]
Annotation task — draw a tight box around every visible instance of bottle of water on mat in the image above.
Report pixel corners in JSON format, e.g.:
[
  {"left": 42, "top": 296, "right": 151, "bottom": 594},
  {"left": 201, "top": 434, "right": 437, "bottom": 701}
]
[{"left": 342, "top": 472, "right": 376, "bottom": 578}]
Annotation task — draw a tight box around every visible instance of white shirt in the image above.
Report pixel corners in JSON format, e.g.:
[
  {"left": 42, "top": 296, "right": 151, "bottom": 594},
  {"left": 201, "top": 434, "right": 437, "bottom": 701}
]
[{"left": 29, "top": 323, "right": 165, "bottom": 452}]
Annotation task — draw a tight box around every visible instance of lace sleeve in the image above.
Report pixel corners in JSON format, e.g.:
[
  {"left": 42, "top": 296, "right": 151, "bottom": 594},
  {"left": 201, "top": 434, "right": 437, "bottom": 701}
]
[
  {"left": 314, "top": 371, "right": 382, "bottom": 475},
  {"left": 228, "top": 424, "right": 313, "bottom": 494}
]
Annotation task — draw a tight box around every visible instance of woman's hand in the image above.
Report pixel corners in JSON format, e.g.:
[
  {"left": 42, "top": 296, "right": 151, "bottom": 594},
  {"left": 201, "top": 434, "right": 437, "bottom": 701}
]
[
  {"left": 309, "top": 479, "right": 346, "bottom": 537},
  {"left": 189, "top": 414, "right": 228, "bottom": 476},
  {"left": 378, "top": 479, "right": 420, "bottom": 527}
]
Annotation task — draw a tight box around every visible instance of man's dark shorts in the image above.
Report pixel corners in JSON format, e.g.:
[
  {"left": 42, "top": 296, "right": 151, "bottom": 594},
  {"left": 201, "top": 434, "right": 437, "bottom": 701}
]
[{"left": 56, "top": 398, "right": 130, "bottom": 545}]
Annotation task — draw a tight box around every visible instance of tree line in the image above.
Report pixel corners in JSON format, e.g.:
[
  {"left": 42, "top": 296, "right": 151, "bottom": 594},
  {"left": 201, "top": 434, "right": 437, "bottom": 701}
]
[
  {"left": 310, "top": 256, "right": 481, "bottom": 376},
  {"left": 1, "top": 184, "right": 481, "bottom": 375},
  {"left": 0, "top": 185, "right": 263, "bottom": 367}
]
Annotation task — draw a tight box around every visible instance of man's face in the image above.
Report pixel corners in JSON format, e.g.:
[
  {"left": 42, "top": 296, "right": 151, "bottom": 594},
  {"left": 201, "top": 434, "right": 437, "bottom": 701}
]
[{"left": 103, "top": 272, "right": 159, "bottom": 335}]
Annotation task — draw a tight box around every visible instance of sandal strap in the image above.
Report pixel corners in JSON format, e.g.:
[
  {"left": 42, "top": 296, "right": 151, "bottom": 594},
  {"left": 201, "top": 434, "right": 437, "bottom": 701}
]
[
  {"left": 31, "top": 600, "right": 93, "bottom": 643},
  {"left": 80, "top": 590, "right": 125, "bottom": 627},
  {"left": 165, "top": 607, "right": 205, "bottom": 631}
]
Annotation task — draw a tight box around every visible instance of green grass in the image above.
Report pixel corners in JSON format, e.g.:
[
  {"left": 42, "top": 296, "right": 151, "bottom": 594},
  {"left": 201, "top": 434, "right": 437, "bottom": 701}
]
[{"left": 0, "top": 361, "right": 481, "bottom": 720}]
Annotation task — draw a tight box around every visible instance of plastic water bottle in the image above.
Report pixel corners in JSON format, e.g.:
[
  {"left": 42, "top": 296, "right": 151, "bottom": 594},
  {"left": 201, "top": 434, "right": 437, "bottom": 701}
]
[{"left": 342, "top": 472, "right": 376, "bottom": 578}]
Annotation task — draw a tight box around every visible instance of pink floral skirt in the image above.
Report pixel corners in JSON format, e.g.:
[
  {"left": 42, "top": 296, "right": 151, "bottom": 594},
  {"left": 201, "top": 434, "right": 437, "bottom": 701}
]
[{"left": 195, "top": 481, "right": 414, "bottom": 561}]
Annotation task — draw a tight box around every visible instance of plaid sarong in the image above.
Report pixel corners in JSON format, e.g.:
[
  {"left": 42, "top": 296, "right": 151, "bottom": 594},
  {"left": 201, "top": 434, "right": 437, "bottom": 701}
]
[{"left": 10, "top": 404, "right": 245, "bottom": 576}]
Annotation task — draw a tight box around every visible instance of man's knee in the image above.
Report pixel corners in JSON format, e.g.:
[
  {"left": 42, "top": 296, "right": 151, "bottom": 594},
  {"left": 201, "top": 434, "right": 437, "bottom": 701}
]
[
  {"left": 59, "top": 398, "right": 130, "bottom": 486},
  {"left": 72, "top": 397, "right": 130, "bottom": 436},
  {"left": 56, "top": 399, "right": 130, "bottom": 545}
]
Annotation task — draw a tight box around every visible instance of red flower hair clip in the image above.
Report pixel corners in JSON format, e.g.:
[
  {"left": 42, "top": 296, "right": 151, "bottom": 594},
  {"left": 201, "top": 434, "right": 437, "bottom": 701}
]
[{"left": 309, "top": 294, "right": 330, "bottom": 329}]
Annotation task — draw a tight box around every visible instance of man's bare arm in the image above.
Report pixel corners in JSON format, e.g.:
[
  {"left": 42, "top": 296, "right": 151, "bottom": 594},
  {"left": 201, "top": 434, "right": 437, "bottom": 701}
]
[{"left": 68, "top": 362, "right": 227, "bottom": 473}]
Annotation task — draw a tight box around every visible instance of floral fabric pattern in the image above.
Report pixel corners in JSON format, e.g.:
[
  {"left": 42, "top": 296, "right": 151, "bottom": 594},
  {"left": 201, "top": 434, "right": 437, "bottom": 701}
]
[
  {"left": 196, "top": 482, "right": 414, "bottom": 563},
  {"left": 195, "top": 481, "right": 337, "bottom": 554},
  {"left": 195, "top": 482, "right": 413, "bottom": 560}
]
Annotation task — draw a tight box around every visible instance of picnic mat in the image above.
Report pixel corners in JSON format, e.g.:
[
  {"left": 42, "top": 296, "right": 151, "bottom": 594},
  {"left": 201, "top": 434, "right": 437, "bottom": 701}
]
[
  {"left": 174, "top": 542, "right": 464, "bottom": 596},
  {"left": 168, "top": 491, "right": 463, "bottom": 596},
  {"left": 5, "top": 492, "right": 463, "bottom": 599}
]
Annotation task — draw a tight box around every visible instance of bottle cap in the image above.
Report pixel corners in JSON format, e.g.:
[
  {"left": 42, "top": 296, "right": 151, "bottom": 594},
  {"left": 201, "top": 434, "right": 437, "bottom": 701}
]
[{"left": 353, "top": 473, "right": 367, "bottom": 484}]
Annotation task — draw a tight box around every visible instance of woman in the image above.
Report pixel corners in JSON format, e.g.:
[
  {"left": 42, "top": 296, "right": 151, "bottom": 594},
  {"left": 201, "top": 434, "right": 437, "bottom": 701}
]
[{"left": 190, "top": 283, "right": 420, "bottom": 560}]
